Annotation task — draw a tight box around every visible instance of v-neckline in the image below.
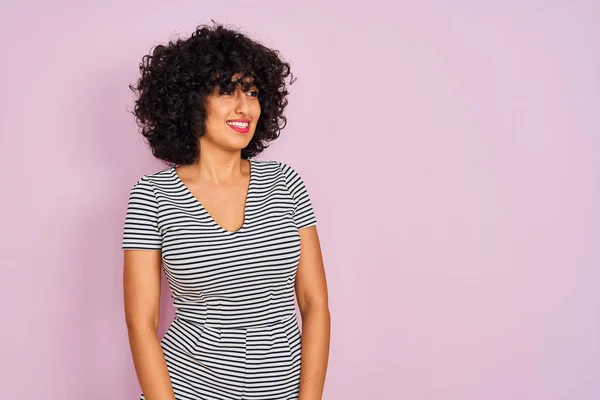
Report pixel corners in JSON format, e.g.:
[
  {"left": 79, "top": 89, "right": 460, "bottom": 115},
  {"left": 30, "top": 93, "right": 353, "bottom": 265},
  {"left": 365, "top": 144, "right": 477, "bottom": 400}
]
[{"left": 171, "top": 159, "right": 254, "bottom": 235}]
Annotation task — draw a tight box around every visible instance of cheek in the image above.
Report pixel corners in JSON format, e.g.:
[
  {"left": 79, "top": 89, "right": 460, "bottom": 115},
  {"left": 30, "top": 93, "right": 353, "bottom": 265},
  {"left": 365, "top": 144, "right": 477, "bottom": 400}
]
[
  {"left": 254, "top": 102, "right": 262, "bottom": 117},
  {"left": 205, "top": 105, "right": 228, "bottom": 126}
]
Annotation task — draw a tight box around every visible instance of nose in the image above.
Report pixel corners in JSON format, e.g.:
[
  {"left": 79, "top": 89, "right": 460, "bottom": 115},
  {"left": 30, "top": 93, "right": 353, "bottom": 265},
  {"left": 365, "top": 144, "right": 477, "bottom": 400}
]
[{"left": 235, "top": 88, "right": 250, "bottom": 116}]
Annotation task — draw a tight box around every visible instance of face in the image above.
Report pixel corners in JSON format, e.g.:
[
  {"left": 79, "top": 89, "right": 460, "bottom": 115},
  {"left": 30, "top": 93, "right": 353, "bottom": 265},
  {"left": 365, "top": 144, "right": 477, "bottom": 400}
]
[{"left": 202, "top": 72, "right": 261, "bottom": 154}]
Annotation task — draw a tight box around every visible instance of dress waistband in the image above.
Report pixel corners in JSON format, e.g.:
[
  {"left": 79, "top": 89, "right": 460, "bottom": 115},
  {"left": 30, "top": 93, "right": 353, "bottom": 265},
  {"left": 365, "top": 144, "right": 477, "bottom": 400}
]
[{"left": 175, "top": 312, "right": 298, "bottom": 331}]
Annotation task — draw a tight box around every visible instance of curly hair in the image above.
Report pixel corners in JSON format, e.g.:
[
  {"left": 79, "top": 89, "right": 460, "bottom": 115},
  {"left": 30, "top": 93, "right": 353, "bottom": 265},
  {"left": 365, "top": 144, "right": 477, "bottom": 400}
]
[{"left": 129, "top": 22, "right": 294, "bottom": 166}]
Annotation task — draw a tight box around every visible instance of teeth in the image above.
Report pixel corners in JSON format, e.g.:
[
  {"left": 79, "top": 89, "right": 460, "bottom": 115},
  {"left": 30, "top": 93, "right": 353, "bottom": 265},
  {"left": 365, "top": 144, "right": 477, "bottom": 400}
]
[{"left": 227, "top": 121, "right": 249, "bottom": 128}]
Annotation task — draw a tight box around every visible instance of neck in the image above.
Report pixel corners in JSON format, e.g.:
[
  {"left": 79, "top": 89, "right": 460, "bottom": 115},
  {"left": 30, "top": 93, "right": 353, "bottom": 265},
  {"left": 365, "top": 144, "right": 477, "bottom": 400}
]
[{"left": 180, "top": 140, "right": 247, "bottom": 185}]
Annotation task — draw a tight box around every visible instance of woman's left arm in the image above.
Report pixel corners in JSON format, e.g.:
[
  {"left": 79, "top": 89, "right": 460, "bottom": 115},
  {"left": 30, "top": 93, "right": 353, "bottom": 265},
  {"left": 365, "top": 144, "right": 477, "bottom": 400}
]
[{"left": 295, "top": 225, "right": 331, "bottom": 400}]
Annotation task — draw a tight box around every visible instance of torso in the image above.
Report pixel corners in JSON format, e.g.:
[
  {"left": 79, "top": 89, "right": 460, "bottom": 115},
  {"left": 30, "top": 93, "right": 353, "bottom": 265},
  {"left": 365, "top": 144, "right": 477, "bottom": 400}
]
[{"left": 145, "top": 159, "right": 304, "bottom": 326}]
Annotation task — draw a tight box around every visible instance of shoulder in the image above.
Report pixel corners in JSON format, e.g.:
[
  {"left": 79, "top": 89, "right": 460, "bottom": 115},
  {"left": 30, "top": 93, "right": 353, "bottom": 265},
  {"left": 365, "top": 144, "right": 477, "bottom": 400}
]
[
  {"left": 254, "top": 159, "right": 313, "bottom": 201},
  {"left": 128, "top": 166, "right": 176, "bottom": 192},
  {"left": 252, "top": 158, "right": 303, "bottom": 180}
]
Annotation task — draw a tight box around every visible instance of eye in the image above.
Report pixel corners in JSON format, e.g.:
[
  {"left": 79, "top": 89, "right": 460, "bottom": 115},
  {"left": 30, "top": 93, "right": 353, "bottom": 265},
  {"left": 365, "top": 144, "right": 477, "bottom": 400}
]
[{"left": 247, "top": 89, "right": 259, "bottom": 97}]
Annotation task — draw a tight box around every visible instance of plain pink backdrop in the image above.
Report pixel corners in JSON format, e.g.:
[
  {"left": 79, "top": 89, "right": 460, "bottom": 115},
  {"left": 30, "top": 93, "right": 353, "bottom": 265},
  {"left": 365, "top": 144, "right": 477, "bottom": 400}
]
[{"left": 1, "top": 1, "right": 599, "bottom": 399}]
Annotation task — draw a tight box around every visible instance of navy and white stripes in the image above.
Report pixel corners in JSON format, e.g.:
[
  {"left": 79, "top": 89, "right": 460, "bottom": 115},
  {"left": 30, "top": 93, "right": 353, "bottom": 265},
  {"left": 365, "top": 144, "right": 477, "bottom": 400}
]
[{"left": 123, "top": 160, "right": 317, "bottom": 400}]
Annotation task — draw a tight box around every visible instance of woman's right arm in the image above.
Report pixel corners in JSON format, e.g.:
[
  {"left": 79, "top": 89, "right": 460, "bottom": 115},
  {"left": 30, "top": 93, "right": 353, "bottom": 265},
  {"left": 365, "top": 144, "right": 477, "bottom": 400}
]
[{"left": 123, "top": 249, "right": 176, "bottom": 400}]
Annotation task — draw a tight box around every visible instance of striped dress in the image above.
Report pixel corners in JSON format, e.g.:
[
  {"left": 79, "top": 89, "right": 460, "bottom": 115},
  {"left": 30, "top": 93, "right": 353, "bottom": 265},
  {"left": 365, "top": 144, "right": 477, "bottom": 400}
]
[{"left": 122, "top": 159, "right": 317, "bottom": 400}]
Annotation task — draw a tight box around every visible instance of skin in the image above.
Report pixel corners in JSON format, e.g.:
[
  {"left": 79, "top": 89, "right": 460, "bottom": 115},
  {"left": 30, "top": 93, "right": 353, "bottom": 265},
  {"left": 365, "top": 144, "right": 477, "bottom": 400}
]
[{"left": 123, "top": 72, "right": 330, "bottom": 400}]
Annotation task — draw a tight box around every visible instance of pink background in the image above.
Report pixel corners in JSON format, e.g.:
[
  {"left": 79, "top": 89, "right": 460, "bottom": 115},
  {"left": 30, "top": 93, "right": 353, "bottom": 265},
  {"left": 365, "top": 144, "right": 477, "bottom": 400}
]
[{"left": 1, "top": 1, "right": 599, "bottom": 399}]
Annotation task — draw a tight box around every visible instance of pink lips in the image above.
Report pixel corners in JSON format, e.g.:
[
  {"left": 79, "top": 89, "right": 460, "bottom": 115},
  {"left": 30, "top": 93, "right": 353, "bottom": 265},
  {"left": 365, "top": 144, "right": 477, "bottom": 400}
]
[{"left": 227, "top": 119, "right": 251, "bottom": 134}]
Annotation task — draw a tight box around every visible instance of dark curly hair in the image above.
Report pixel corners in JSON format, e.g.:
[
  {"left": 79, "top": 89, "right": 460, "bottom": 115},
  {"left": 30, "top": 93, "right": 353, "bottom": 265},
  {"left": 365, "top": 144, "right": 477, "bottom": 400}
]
[{"left": 129, "top": 22, "right": 294, "bottom": 166}]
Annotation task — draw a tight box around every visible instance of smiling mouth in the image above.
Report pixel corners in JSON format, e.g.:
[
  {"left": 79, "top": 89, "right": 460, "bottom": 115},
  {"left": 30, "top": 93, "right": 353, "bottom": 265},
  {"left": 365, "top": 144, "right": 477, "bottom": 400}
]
[
  {"left": 227, "top": 121, "right": 249, "bottom": 129},
  {"left": 227, "top": 120, "right": 250, "bottom": 134}
]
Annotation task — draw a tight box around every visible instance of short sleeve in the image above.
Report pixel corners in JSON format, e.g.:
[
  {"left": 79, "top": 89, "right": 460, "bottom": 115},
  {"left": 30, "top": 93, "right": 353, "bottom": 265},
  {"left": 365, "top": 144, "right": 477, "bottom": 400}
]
[
  {"left": 278, "top": 162, "right": 318, "bottom": 229},
  {"left": 122, "top": 177, "right": 162, "bottom": 250}
]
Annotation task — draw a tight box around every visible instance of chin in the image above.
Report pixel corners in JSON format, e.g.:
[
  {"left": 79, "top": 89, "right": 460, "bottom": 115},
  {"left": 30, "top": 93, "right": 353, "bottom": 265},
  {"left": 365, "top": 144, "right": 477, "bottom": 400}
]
[{"left": 225, "top": 137, "right": 254, "bottom": 152}]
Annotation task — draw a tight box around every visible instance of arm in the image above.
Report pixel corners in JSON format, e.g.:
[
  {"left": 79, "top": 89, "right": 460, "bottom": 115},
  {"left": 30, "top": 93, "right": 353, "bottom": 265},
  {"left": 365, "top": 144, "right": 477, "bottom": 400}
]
[
  {"left": 295, "top": 225, "right": 331, "bottom": 400},
  {"left": 123, "top": 249, "right": 176, "bottom": 400}
]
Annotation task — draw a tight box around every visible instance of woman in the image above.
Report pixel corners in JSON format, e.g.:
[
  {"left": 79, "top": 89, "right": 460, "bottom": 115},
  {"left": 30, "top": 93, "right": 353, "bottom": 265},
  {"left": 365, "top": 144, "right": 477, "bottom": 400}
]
[{"left": 122, "top": 23, "right": 330, "bottom": 400}]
